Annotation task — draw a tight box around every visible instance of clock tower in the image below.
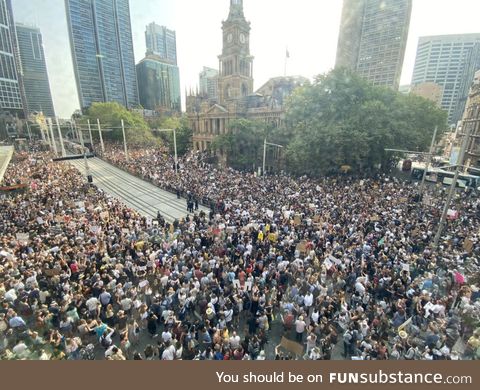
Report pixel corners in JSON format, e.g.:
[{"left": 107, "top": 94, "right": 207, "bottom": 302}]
[{"left": 217, "top": 0, "right": 254, "bottom": 104}]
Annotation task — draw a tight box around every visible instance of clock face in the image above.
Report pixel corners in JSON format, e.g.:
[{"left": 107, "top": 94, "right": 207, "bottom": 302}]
[
  {"left": 239, "top": 33, "right": 246, "bottom": 43},
  {"left": 227, "top": 33, "right": 233, "bottom": 43}
]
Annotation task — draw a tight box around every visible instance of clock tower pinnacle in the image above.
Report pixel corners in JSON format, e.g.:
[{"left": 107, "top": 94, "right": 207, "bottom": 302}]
[{"left": 218, "top": 0, "right": 254, "bottom": 104}]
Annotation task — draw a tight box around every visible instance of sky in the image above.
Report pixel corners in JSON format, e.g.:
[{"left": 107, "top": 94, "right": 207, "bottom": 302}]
[{"left": 10, "top": 0, "right": 480, "bottom": 118}]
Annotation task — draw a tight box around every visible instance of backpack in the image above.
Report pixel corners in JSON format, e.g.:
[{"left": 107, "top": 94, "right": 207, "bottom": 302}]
[{"left": 100, "top": 335, "right": 110, "bottom": 348}]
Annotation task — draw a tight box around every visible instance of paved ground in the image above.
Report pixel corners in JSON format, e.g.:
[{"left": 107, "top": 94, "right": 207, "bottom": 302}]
[
  {"left": 68, "top": 157, "right": 209, "bottom": 223},
  {"left": 0, "top": 145, "right": 14, "bottom": 182}
]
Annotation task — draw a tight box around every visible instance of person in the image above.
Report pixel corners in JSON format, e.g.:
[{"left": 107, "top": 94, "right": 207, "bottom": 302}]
[
  {"left": 295, "top": 316, "right": 306, "bottom": 343},
  {"left": 147, "top": 313, "right": 158, "bottom": 337},
  {"left": 2, "top": 145, "right": 479, "bottom": 361}
]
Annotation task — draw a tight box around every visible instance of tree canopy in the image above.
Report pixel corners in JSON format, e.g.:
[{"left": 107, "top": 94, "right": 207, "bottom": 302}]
[
  {"left": 82, "top": 102, "right": 158, "bottom": 146},
  {"left": 212, "top": 118, "right": 273, "bottom": 171},
  {"left": 148, "top": 115, "right": 192, "bottom": 156},
  {"left": 283, "top": 68, "right": 448, "bottom": 176}
]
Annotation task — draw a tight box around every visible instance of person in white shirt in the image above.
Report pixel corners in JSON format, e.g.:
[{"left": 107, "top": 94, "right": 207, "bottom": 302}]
[
  {"left": 295, "top": 316, "right": 306, "bottom": 343},
  {"left": 120, "top": 296, "right": 133, "bottom": 313},
  {"left": 229, "top": 332, "right": 241, "bottom": 349},
  {"left": 85, "top": 296, "right": 100, "bottom": 318},
  {"left": 162, "top": 343, "right": 176, "bottom": 360},
  {"left": 162, "top": 330, "right": 172, "bottom": 343}
]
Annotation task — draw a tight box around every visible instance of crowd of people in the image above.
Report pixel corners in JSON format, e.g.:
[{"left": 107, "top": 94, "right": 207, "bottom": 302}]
[{"left": 0, "top": 142, "right": 479, "bottom": 360}]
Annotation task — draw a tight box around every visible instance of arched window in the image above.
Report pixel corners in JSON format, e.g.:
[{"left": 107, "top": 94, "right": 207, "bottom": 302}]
[{"left": 241, "top": 83, "right": 248, "bottom": 96}]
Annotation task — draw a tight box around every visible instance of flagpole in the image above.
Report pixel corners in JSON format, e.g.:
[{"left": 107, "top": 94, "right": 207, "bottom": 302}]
[{"left": 284, "top": 47, "right": 290, "bottom": 77}]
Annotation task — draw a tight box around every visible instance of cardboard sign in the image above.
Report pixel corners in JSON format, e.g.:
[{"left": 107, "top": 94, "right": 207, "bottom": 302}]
[
  {"left": 447, "top": 209, "right": 459, "bottom": 220},
  {"left": 296, "top": 241, "right": 308, "bottom": 254},
  {"left": 324, "top": 258, "right": 333, "bottom": 270},
  {"left": 16, "top": 233, "right": 29, "bottom": 244},
  {"left": 294, "top": 215, "right": 301, "bottom": 226},
  {"left": 278, "top": 336, "right": 304, "bottom": 357},
  {"left": 463, "top": 239, "right": 474, "bottom": 253},
  {"left": 90, "top": 226, "right": 100, "bottom": 234},
  {"left": 44, "top": 268, "right": 61, "bottom": 277},
  {"left": 329, "top": 255, "right": 342, "bottom": 265},
  {"left": 100, "top": 211, "right": 109, "bottom": 221}
]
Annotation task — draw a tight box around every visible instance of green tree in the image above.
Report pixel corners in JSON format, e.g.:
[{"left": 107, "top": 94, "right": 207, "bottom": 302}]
[
  {"left": 212, "top": 118, "right": 270, "bottom": 171},
  {"left": 81, "top": 102, "right": 159, "bottom": 146},
  {"left": 284, "top": 68, "right": 447, "bottom": 176},
  {"left": 149, "top": 114, "right": 192, "bottom": 156}
]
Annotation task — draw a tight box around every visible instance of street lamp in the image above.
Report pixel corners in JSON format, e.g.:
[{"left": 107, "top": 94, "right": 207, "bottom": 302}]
[
  {"left": 157, "top": 128, "right": 178, "bottom": 174},
  {"left": 433, "top": 108, "right": 477, "bottom": 247}
]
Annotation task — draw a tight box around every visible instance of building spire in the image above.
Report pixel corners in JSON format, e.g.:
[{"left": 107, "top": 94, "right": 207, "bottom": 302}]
[{"left": 227, "top": 0, "right": 245, "bottom": 21}]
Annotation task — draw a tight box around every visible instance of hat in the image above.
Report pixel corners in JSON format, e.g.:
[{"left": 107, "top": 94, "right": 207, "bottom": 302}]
[
  {"left": 399, "top": 330, "right": 408, "bottom": 339},
  {"left": 206, "top": 307, "right": 213, "bottom": 316}
]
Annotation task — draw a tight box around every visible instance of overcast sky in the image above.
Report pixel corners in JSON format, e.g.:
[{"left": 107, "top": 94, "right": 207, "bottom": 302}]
[{"left": 11, "top": 0, "right": 480, "bottom": 118}]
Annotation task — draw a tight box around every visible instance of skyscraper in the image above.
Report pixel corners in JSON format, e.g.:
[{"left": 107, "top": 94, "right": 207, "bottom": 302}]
[
  {"left": 136, "top": 56, "right": 181, "bottom": 112},
  {"left": 0, "top": 0, "right": 23, "bottom": 115},
  {"left": 411, "top": 34, "right": 480, "bottom": 125},
  {"left": 65, "top": 0, "right": 139, "bottom": 111},
  {"left": 335, "top": 0, "right": 412, "bottom": 90},
  {"left": 145, "top": 22, "right": 177, "bottom": 64},
  {"left": 199, "top": 67, "right": 218, "bottom": 100},
  {"left": 15, "top": 24, "right": 55, "bottom": 118},
  {"left": 137, "top": 23, "right": 181, "bottom": 113}
]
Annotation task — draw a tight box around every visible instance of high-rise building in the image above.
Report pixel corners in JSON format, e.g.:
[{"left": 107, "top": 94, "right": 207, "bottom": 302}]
[
  {"left": 145, "top": 22, "right": 177, "bottom": 65},
  {"left": 15, "top": 24, "right": 55, "bottom": 118},
  {"left": 136, "top": 55, "right": 181, "bottom": 113},
  {"left": 0, "top": 0, "right": 23, "bottom": 115},
  {"left": 335, "top": 0, "right": 412, "bottom": 90},
  {"left": 65, "top": 0, "right": 139, "bottom": 111},
  {"left": 411, "top": 34, "right": 480, "bottom": 125},
  {"left": 199, "top": 67, "right": 218, "bottom": 100},
  {"left": 410, "top": 82, "right": 443, "bottom": 108},
  {"left": 137, "top": 22, "right": 181, "bottom": 113}
]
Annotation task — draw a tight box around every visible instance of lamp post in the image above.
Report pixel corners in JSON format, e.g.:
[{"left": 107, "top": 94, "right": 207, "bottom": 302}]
[
  {"left": 56, "top": 117, "right": 66, "bottom": 157},
  {"left": 97, "top": 118, "right": 105, "bottom": 154},
  {"left": 87, "top": 119, "right": 94, "bottom": 151},
  {"left": 433, "top": 109, "right": 477, "bottom": 247},
  {"left": 157, "top": 128, "right": 178, "bottom": 174},
  {"left": 121, "top": 119, "right": 129, "bottom": 161},
  {"left": 47, "top": 118, "right": 58, "bottom": 156}
]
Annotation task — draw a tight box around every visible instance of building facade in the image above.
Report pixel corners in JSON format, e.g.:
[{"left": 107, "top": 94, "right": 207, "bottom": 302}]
[
  {"left": 455, "top": 70, "right": 480, "bottom": 168},
  {"left": 15, "top": 24, "right": 55, "bottom": 118},
  {"left": 65, "top": 0, "right": 139, "bottom": 111},
  {"left": 411, "top": 34, "right": 480, "bottom": 125},
  {"left": 145, "top": 22, "right": 177, "bottom": 64},
  {"left": 187, "top": 0, "right": 306, "bottom": 158},
  {"left": 136, "top": 55, "right": 181, "bottom": 112},
  {"left": 0, "top": 0, "right": 23, "bottom": 116},
  {"left": 137, "top": 22, "right": 181, "bottom": 113},
  {"left": 410, "top": 82, "right": 443, "bottom": 108},
  {"left": 335, "top": 0, "right": 412, "bottom": 90},
  {"left": 199, "top": 66, "right": 219, "bottom": 100}
]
